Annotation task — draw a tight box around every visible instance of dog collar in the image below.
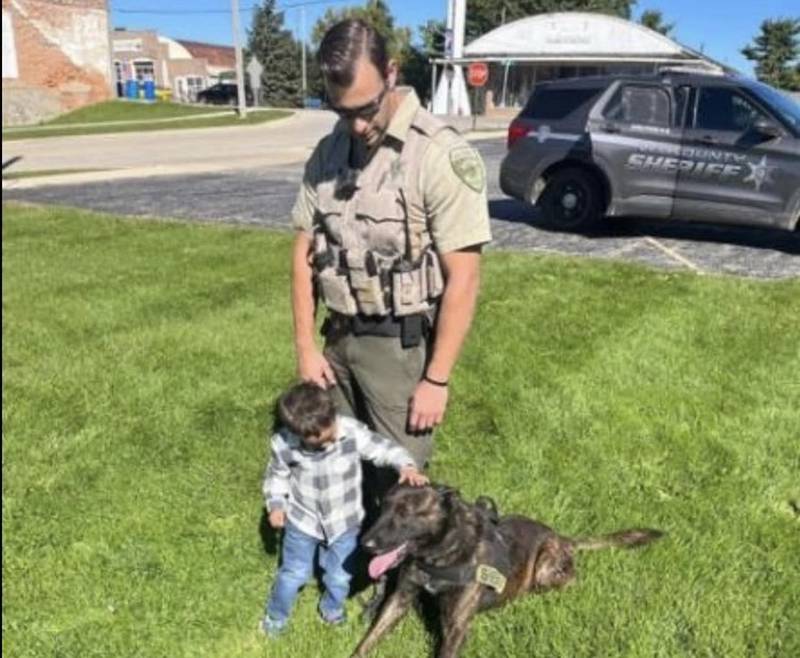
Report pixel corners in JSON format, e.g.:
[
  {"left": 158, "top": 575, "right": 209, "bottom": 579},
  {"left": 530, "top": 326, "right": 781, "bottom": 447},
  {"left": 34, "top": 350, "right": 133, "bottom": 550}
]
[{"left": 416, "top": 561, "right": 507, "bottom": 594}]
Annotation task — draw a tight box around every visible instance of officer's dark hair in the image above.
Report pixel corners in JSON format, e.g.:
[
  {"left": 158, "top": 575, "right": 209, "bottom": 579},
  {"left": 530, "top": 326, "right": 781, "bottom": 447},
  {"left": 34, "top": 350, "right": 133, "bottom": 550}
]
[
  {"left": 277, "top": 382, "right": 337, "bottom": 438},
  {"left": 318, "top": 19, "right": 389, "bottom": 88}
]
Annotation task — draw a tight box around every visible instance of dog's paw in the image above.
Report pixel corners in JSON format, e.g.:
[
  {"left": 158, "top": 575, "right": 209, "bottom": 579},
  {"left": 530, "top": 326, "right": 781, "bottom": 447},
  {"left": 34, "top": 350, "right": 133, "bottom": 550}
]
[{"left": 357, "top": 579, "right": 388, "bottom": 622}]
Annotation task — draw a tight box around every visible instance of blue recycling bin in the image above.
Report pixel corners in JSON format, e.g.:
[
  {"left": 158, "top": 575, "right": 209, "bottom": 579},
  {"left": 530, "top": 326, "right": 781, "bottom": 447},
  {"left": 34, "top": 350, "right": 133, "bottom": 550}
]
[
  {"left": 125, "top": 79, "right": 138, "bottom": 100},
  {"left": 143, "top": 80, "right": 156, "bottom": 101}
]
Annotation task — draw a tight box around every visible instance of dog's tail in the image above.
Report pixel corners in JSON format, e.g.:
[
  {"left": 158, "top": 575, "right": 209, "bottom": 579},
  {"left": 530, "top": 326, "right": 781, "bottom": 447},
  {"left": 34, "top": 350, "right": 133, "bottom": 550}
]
[{"left": 570, "top": 528, "right": 664, "bottom": 552}]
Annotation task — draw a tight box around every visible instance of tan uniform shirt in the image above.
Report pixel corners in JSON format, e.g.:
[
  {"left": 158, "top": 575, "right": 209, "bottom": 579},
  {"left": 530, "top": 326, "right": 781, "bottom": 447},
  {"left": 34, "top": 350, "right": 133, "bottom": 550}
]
[{"left": 291, "top": 89, "right": 492, "bottom": 255}]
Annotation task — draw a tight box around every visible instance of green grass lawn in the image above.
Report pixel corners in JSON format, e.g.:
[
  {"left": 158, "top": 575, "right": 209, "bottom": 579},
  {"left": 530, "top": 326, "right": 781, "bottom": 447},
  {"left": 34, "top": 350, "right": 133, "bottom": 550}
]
[
  {"left": 45, "top": 100, "right": 225, "bottom": 125},
  {"left": 2, "top": 107, "right": 292, "bottom": 140},
  {"left": 3, "top": 203, "right": 799, "bottom": 658}
]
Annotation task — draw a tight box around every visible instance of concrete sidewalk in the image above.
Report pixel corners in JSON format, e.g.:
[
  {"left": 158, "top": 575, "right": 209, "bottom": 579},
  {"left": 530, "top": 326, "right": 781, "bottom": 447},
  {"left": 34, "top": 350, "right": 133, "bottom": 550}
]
[
  {"left": 2, "top": 110, "right": 505, "bottom": 190},
  {"left": 3, "top": 109, "right": 330, "bottom": 173}
]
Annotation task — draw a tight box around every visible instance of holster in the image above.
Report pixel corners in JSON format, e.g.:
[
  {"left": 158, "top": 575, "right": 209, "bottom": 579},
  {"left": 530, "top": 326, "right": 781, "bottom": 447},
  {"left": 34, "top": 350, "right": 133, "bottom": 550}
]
[{"left": 401, "top": 314, "right": 424, "bottom": 348}]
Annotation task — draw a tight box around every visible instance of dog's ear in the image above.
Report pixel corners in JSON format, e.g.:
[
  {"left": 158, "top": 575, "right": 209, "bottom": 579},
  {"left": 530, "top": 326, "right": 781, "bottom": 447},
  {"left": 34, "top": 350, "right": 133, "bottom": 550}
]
[
  {"left": 474, "top": 495, "right": 500, "bottom": 523},
  {"left": 433, "top": 483, "right": 461, "bottom": 509}
]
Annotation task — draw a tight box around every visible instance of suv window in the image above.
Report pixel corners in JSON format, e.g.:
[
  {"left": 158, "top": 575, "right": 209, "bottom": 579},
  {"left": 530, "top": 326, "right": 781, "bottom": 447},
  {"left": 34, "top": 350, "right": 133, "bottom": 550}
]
[
  {"left": 750, "top": 81, "right": 800, "bottom": 132},
  {"left": 603, "top": 85, "right": 670, "bottom": 127},
  {"left": 521, "top": 87, "right": 602, "bottom": 120},
  {"left": 694, "top": 87, "right": 769, "bottom": 132}
]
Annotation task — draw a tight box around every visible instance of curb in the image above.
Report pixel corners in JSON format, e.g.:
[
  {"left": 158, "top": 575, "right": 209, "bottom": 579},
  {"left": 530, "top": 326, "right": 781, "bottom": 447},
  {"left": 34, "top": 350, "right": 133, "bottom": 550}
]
[
  {"left": 465, "top": 129, "right": 506, "bottom": 141},
  {"left": 1, "top": 147, "right": 313, "bottom": 189},
  {"left": 2, "top": 110, "right": 297, "bottom": 143}
]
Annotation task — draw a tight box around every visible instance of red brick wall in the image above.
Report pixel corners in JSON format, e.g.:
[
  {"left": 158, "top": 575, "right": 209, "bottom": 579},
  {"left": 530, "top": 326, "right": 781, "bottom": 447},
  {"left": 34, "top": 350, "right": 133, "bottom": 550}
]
[{"left": 2, "top": 0, "right": 111, "bottom": 125}]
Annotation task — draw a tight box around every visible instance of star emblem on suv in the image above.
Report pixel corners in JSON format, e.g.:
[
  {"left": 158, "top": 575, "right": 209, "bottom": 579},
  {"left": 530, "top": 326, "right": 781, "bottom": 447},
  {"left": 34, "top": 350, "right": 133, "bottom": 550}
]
[{"left": 743, "top": 156, "right": 777, "bottom": 192}]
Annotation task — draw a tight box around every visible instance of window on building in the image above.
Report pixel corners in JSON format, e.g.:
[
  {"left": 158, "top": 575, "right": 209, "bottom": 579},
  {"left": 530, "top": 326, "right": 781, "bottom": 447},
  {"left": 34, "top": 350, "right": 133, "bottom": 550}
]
[
  {"left": 603, "top": 85, "right": 670, "bottom": 127},
  {"left": 176, "top": 76, "right": 205, "bottom": 101},
  {"left": 133, "top": 60, "right": 155, "bottom": 82},
  {"left": 186, "top": 76, "right": 205, "bottom": 100}
]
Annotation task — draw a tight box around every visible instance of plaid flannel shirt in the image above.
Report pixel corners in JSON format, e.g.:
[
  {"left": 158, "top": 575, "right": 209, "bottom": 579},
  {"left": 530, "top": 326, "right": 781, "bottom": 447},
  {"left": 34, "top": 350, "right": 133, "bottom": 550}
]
[{"left": 263, "top": 415, "right": 416, "bottom": 541}]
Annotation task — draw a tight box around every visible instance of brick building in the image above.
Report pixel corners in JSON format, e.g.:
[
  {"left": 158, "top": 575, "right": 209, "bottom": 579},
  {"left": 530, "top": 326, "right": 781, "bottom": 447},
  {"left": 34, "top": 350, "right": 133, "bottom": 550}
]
[
  {"left": 112, "top": 29, "right": 235, "bottom": 102},
  {"left": 2, "top": 0, "right": 112, "bottom": 125}
]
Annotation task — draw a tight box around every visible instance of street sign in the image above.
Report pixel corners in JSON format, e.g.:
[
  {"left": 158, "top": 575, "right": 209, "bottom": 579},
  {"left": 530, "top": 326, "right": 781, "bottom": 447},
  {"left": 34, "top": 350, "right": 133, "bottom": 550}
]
[
  {"left": 467, "top": 62, "right": 489, "bottom": 87},
  {"left": 246, "top": 57, "right": 263, "bottom": 90}
]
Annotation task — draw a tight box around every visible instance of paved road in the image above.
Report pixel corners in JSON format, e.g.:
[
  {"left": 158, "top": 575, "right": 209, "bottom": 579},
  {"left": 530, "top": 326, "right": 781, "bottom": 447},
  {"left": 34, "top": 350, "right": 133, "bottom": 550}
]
[{"left": 4, "top": 138, "right": 798, "bottom": 279}]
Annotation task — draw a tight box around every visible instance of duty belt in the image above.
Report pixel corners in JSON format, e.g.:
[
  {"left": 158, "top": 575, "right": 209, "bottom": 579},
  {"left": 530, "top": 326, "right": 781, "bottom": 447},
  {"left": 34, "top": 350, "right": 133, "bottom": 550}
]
[{"left": 324, "top": 312, "right": 430, "bottom": 348}]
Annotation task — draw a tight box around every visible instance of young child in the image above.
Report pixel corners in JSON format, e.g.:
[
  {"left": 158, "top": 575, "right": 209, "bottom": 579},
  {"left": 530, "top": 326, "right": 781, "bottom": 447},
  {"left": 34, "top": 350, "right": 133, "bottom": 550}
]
[{"left": 261, "top": 382, "right": 428, "bottom": 636}]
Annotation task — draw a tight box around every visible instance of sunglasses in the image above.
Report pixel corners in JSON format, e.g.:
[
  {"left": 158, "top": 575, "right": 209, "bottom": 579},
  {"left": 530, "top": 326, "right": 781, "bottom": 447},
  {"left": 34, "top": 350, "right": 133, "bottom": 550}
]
[{"left": 330, "top": 84, "right": 388, "bottom": 121}]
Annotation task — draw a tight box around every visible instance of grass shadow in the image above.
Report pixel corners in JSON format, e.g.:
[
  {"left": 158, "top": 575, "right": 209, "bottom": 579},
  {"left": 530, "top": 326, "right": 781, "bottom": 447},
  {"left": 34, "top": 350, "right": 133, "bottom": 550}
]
[{"left": 258, "top": 508, "right": 281, "bottom": 556}]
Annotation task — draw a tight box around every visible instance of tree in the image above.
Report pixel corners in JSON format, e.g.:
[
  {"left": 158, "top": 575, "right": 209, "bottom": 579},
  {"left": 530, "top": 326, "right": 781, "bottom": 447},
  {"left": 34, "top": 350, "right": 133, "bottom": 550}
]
[
  {"left": 247, "top": 0, "right": 303, "bottom": 107},
  {"left": 419, "top": 19, "right": 447, "bottom": 58},
  {"left": 639, "top": 9, "right": 675, "bottom": 36},
  {"left": 463, "top": 0, "right": 637, "bottom": 42},
  {"left": 400, "top": 45, "right": 434, "bottom": 105},
  {"left": 742, "top": 18, "right": 800, "bottom": 91}
]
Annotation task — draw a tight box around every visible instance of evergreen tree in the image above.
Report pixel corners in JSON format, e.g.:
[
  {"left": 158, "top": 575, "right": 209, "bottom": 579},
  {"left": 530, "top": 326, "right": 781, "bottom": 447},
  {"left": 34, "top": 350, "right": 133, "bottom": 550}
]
[
  {"left": 247, "top": 0, "right": 303, "bottom": 107},
  {"left": 742, "top": 18, "right": 800, "bottom": 91},
  {"left": 639, "top": 9, "right": 675, "bottom": 37},
  {"left": 419, "top": 19, "right": 447, "bottom": 58}
]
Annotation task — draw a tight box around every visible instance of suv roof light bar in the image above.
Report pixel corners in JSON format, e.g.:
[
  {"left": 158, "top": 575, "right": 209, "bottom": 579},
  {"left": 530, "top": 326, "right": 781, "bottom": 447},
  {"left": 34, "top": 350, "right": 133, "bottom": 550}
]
[{"left": 656, "top": 65, "right": 727, "bottom": 76}]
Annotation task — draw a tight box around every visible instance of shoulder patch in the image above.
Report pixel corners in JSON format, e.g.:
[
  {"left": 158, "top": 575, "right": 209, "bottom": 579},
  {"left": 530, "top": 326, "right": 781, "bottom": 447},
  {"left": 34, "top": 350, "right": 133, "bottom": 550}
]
[{"left": 448, "top": 145, "right": 486, "bottom": 193}]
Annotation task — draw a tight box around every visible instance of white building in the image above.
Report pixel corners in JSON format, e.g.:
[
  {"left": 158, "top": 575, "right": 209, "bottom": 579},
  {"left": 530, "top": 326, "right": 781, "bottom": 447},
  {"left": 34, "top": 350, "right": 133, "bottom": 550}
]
[{"left": 433, "top": 12, "right": 728, "bottom": 115}]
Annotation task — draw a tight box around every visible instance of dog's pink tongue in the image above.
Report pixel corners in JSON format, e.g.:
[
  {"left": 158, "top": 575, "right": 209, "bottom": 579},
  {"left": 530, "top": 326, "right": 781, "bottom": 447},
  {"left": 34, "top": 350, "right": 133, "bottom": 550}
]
[{"left": 368, "top": 544, "right": 407, "bottom": 580}]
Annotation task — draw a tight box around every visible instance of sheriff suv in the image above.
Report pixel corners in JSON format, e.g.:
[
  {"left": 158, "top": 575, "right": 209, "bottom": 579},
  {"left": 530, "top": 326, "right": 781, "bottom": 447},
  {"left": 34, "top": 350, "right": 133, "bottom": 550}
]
[{"left": 499, "top": 70, "right": 800, "bottom": 231}]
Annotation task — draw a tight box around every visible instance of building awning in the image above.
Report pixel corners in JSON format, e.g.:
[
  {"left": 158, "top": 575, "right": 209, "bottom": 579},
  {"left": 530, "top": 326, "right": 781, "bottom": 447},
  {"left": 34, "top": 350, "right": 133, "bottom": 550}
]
[{"left": 434, "top": 12, "right": 729, "bottom": 72}]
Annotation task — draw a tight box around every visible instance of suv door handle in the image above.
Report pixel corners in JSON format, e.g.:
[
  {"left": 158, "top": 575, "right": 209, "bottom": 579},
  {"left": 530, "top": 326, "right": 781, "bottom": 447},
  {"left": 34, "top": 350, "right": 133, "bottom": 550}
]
[{"left": 698, "top": 135, "right": 718, "bottom": 145}]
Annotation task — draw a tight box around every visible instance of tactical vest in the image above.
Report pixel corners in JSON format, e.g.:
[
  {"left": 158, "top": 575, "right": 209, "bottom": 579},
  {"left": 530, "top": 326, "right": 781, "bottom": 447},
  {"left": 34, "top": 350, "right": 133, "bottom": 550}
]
[{"left": 311, "top": 109, "right": 451, "bottom": 318}]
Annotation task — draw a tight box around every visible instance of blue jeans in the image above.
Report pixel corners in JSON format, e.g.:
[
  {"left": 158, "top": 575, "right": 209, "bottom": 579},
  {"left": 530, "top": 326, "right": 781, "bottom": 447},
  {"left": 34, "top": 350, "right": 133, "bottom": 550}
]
[{"left": 265, "top": 522, "right": 359, "bottom": 626}]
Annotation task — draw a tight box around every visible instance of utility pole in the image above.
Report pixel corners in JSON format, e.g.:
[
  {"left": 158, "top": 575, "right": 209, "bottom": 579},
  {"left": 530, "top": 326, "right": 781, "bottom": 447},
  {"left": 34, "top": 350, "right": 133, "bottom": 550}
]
[
  {"left": 231, "top": 0, "right": 247, "bottom": 118},
  {"left": 301, "top": 5, "right": 307, "bottom": 107},
  {"left": 106, "top": 0, "right": 117, "bottom": 98}
]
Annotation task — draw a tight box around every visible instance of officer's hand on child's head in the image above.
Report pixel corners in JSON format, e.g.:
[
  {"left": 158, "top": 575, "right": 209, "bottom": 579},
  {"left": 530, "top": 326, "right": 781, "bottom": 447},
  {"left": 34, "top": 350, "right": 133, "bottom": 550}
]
[
  {"left": 269, "top": 509, "right": 286, "bottom": 529},
  {"left": 399, "top": 466, "right": 429, "bottom": 487}
]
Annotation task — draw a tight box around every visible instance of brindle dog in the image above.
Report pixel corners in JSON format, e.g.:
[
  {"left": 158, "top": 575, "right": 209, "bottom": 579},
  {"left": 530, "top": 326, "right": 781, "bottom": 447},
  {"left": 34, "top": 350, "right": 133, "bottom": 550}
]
[{"left": 353, "top": 484, "right": 662, "bottom": 658}]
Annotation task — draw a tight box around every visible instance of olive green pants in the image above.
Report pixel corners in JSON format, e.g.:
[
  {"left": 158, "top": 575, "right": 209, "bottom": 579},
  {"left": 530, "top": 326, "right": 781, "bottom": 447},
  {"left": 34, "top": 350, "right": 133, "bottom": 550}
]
[{"left": 323, "top": 327, "right": 433, "bottom": 470}]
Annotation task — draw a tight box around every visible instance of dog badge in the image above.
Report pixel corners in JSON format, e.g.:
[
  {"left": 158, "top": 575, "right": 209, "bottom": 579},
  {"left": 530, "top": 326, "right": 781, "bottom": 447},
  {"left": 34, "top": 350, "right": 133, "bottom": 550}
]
[{"left": 476, "top": 564, "right": 506, "bottom": 593}]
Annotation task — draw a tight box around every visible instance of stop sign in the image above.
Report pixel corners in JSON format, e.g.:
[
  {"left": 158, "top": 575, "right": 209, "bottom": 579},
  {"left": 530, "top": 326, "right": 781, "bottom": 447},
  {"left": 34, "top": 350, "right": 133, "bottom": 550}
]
[{"left": 467, "top": 62, "right": 489, "bottom": 87}]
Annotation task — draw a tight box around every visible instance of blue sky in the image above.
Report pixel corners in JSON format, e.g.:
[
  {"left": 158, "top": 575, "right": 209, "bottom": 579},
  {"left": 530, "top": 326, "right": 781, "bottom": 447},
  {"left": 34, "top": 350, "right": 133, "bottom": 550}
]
[{"left": 111, "top": 0, "right": 799, "bottom": 76}]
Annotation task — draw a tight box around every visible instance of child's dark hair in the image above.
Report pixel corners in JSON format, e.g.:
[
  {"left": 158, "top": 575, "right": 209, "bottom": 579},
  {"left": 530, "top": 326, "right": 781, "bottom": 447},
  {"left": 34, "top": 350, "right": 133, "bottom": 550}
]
[{"left": 277, "top": 382, "right": 336, "bottom": 437}]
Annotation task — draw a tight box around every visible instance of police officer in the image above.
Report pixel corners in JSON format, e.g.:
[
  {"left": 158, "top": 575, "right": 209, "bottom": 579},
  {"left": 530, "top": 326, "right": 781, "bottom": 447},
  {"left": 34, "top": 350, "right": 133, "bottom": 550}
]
[{"left": 290, "top": 19, "right": 491, "bottom": 470}]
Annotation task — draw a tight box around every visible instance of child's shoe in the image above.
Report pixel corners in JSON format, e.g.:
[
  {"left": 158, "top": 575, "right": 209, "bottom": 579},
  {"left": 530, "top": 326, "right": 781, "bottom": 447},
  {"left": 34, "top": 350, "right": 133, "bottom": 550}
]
[
  {"left": 260, "top": 615, "right": 286, "bottom": 637},
  {"left": 319, "top": 608, "right": 346, "bottom": 626}
]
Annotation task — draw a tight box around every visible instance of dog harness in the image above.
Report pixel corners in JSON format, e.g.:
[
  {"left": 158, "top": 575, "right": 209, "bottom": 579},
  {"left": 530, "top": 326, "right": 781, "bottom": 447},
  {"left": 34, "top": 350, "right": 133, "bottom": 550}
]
[{"left": 411, "top": 515, "right": 514, "bottom": 595}]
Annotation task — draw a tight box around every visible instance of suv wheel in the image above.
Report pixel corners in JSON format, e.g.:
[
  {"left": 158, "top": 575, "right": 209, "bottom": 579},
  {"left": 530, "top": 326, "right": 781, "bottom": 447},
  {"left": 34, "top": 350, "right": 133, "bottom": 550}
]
[{"left": 539, "top": 167, "right": 604, "bottom": 231}]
